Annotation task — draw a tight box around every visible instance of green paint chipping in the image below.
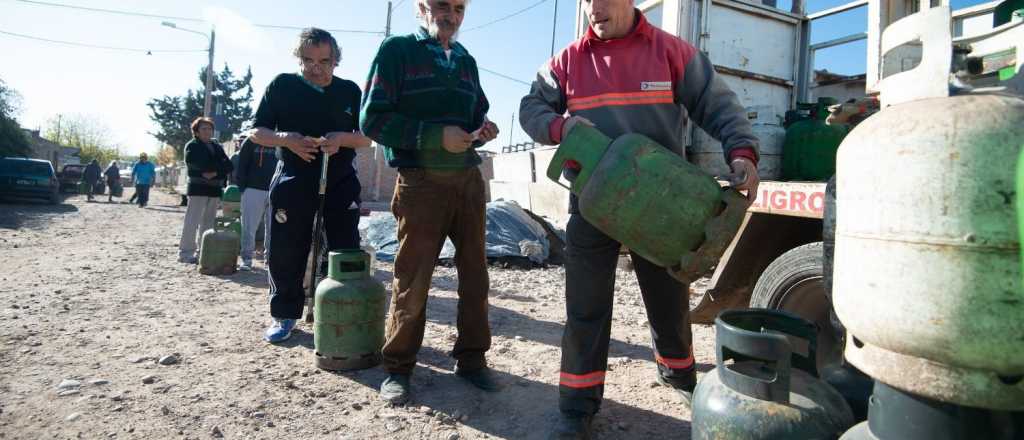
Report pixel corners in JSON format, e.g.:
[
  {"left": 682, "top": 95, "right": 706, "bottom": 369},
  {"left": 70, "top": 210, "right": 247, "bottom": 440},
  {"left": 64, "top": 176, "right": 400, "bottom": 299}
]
[
  {"left": 549, "top": 124, "right": 748, "bottom": 276},
  {"left": 1000, "top": 66, "right": 1017, "bottom": 81},
  {"left": 313, "top": 250, "right": 386, "bottom": 368},
  {"left": 1018, "top": 146, "right": 1024, "bottom": 285}
]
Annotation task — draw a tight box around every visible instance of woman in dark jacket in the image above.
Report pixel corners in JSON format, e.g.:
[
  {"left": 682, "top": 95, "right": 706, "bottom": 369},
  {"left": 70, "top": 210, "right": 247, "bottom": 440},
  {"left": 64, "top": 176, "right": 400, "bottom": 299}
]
[
  {"left": 177, "top": 117, "right": 233, "bottom": 264},
  {"left": 103, "top": 161, "right": 120, "bottom": 203}
]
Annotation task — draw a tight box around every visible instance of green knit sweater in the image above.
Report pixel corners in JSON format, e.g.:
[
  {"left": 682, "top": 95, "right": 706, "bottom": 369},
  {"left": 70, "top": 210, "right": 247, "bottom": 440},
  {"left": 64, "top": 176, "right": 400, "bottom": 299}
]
[{"left": 360, "top": 28, "right": 490, "bottom": 169}]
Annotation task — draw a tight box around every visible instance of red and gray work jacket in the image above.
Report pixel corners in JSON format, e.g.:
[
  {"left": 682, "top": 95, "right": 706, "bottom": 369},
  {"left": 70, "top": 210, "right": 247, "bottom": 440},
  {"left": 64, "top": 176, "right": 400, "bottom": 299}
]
[{"left": 519, "top": 11, "right": 759, "bottom": 166}]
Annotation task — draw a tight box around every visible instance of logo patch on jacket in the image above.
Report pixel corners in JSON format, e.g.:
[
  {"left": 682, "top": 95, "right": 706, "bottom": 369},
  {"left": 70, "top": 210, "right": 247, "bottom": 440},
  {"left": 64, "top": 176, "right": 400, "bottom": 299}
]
[
  {"left": 641, "top": 81, "right": 672, "bottom": 91},
  {"left": 274, "top": 209, "right": 288, "bottom": 224}
]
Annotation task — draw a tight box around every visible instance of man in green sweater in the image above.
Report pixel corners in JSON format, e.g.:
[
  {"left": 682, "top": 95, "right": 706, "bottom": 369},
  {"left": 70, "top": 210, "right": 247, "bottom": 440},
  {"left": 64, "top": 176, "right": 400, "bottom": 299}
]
[{"left": 361, "top": 0, "right": 499, "bottom": 405}]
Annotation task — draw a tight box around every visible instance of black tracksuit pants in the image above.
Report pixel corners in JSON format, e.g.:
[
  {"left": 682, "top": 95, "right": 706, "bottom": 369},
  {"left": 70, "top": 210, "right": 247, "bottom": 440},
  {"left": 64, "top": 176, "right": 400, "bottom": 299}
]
[
  {"left": 266, "top": 171, "right": 361, "bottom": 319},
  {"left": 559, "top": 214, "right": 696, "bottom": 416}
]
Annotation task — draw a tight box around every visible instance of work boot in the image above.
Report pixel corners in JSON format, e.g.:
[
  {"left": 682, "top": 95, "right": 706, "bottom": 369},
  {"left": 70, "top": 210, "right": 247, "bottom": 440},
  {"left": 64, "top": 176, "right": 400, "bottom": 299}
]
[
  {"left": 548, "top": 411, "right": 594, "bottom": 440},
  {"left": 455, "top": 366, "right": 502, "bottom": 392},
  {"left": 655, "top": 371, "right": 695, "bottom": 407},
  {"left": 380, "top": 373, "right": 411, "bottom": 405},
  {"left": 263, "top": 319, "right": 296, "bottom": 343}
]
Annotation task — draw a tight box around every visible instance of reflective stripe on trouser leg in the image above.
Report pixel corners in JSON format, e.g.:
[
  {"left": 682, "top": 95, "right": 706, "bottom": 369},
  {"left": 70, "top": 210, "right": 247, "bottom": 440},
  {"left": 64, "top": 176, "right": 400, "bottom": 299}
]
[
  {"left": 632, "top": 250, "right": 696, "bottom": 388},
  {"left": 559, "top": 214, "right": 619, "bottom": 416}
]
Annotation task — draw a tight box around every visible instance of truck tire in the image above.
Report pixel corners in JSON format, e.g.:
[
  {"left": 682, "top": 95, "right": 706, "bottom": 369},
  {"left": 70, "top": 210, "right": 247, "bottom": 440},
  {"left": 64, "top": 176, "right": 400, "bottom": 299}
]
[{"left": 750, "top": 242, "right": 842, "bottom": 371}]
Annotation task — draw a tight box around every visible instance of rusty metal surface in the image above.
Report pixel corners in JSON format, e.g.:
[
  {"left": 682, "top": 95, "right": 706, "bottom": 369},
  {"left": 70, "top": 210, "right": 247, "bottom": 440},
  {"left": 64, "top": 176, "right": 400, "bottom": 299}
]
[
  {"left": 674, "top": 189, "right": 752, "bottom": 282},
  {"left": 844, "top": 336, "right": 1024, "bottom": 411},
  {"left": 834, "top": 93, "right": 1024, "bottom": 408},
  {"left": 693, "top": 367, "right": 855, "bottom": 439}
]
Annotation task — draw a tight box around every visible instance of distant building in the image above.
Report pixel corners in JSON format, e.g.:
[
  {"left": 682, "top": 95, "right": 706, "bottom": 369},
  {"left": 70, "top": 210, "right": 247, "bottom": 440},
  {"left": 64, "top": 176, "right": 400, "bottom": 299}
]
[
  {"left": 22, "top": 129, "right": 80, "bottom": 169},
  {"left": 809, "top": 70, "right": 867, "bottom": 103}
]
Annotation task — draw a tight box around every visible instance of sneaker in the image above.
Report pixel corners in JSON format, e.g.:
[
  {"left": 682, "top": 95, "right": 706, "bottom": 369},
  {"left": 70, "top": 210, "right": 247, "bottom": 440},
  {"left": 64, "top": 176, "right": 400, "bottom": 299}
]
[
  {"left": 239, "top": 260, "right": 253, "bottom": 271},
  {"left": 263, "top": 319, "right": 296, "bottom": 343},
  {"left": 655, "top": 372, "right": 694, "bottom": 406},
  {"left": 455, "top": 366, "right": 502, "bottom": 392},
  {"left": 379, "top": 373, "right": 412, "bottom": 405},
  {"left": 548, "top": 411, "right": 594, "bottom": 440}
]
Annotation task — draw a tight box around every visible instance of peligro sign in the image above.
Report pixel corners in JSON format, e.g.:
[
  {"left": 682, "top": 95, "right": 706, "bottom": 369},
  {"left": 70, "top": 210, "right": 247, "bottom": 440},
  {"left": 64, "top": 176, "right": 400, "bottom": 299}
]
[{"left": 747, "top": 182, "right": 826, "bottom": 218}]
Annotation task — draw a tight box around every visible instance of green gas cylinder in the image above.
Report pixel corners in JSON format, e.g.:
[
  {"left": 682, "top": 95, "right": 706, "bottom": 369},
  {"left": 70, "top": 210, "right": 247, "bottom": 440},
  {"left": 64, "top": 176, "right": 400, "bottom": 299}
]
[
  {"left": 221, "top": 185, "right": 241, "bottom": 220},
  {"left": 198, "top": 217, "right": 240, "bottom": 275},
  {"left": 781, "top": 97, "right": 849, "bottom": 181},
  {"left": 313, "top": 250, "right": 386, "bottom": 371},
  {"left": 692, "top": 309, "right": 856, "bottom": 440},
  {"left": 546, "top": 124, "right": 749, "bottom": 281}
]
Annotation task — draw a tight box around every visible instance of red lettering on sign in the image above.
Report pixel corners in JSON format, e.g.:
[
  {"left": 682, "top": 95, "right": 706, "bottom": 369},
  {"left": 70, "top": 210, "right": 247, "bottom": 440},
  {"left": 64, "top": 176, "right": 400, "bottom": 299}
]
[
  {"left": 790, "top": 191, "right": 807, "bottom": 212},
  {"left": 770, "top": 191, "right": 787, "bottom": 210},
  {"left": 808, "top": 192, "right": 825, "bottom": 214}
]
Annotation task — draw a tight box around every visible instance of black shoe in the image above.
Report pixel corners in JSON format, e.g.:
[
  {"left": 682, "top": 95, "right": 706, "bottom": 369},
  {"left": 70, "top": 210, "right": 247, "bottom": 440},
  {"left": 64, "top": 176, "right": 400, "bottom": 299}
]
[
  {"left": 455, "top": 366, "right": 502, "bottom": 392},
  {"left": 380, "top": 373, "right": 411, "bottom": 405},
  {"left": 549, "top": 411, "right": 593, "bottom": 440},
  {"left": 655, "top": 372, "right": 694, "bottom": 407}
]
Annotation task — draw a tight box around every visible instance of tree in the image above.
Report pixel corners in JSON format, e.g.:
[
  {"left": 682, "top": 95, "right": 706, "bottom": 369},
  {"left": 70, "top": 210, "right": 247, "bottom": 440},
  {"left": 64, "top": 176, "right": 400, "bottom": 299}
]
[
  {"left": 155, "top": 145, "right": 178, "bottom": 167},
  {"left": 42, "top": 113, "right": 121, "bottom": 165},
  {"left": 147, "top": 64, "right": 254, "bottom": 159},
  {"left": 0, "top": 78, "right": 31, "bottom": 157}
]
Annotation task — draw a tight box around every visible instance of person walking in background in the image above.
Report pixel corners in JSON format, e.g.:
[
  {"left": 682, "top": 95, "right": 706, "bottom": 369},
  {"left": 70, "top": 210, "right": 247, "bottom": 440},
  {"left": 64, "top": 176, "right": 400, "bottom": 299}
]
[
  {"left": 131, "top": 153, "right": 157, "bottom": 208},
  {"left": 127, "top": 159, "right": 139, "bottom": 205},
  {"left": 103, "top": 160, "right": 120, "bottom": 203},
  {"left": 235, "top": 136, "right": 279, "bottom": 271},
  {"left": 83, "top": 159, "right": 101, "bottom": 202},
  {"left": 177, "top": 117, "right": 234, "bottom": 264}
]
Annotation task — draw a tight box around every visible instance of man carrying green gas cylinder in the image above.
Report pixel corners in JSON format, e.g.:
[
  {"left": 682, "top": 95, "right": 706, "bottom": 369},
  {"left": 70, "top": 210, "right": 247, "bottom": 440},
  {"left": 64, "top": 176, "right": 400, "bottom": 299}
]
[{"left": 519, "top": 0, "right": 760, "bottom": 437}]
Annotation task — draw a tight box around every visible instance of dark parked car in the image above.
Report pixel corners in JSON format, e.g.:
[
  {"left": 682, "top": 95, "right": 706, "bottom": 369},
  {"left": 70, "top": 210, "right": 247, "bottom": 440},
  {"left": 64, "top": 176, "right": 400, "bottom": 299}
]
[
  {"left": 0, "top": 157, "right": 60, "bottom": 204},
  {"left": 57, "top": 164, "right": 86, "bottom": 193}
]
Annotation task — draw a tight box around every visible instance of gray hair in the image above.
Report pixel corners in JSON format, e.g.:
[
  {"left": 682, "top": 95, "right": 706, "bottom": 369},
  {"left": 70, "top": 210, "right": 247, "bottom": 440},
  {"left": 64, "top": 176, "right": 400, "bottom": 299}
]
[
  {"left": 415, "top": 0, "right": 471, "bottom": 27},
  {"left": 292, "top": 27, "right": 341, "bottom": 66}
]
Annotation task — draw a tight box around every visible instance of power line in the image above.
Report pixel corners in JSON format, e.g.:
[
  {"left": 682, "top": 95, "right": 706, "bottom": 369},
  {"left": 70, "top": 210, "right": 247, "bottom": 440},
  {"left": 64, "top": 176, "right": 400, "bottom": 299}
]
[
  {"left": 0, "top": 29, "right": 207, "bottom": 53},
  {"left": 478, "top": 66, "right": 532, "bottom": 86},
  {"left": 462, "top": 0, "right": 550, "bottom": 33},
  {"left": 10, "top": 0, "right": 385, "bottom": 35}
]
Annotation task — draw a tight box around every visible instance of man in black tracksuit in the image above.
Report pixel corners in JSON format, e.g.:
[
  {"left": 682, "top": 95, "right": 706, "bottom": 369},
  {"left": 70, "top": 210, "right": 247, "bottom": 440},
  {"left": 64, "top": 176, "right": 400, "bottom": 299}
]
[{"left": 250, "top": 28, "right": 372, "bottom": 343}]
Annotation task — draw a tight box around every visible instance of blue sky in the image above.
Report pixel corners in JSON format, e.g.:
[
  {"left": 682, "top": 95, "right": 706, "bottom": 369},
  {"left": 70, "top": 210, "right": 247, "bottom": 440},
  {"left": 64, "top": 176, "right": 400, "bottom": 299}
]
[{"left": 0, "top": 0, "right": 991, "bottom": 155}]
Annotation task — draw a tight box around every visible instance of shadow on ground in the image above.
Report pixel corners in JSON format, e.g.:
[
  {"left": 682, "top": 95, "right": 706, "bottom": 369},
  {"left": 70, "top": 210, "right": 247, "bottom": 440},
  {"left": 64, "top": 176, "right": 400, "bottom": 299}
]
[{"left": 0, "top": 196, "right": 78, "bottom": 230}]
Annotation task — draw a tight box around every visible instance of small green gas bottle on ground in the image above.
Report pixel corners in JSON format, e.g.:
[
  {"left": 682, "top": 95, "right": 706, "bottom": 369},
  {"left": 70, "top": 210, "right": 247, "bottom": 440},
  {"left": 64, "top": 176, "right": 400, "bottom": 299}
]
[
  {"left": 547, "top": 124, "right": 749, "bottom": 281},
  {"left": 198, "top": 217, "right": 240, "bottom": 275},
  {"left": 314, "top": 250, "right": 386, "bottom": 371},
  {"left": 692, "top": 309, "right": 856, "bottom": 440}
]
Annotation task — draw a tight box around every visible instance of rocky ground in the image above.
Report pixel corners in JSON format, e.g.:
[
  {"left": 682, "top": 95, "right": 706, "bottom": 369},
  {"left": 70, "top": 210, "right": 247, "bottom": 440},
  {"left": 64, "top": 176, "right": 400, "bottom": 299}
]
[{"left": 0, "top": 188, "right": 718, "bottom": 440}]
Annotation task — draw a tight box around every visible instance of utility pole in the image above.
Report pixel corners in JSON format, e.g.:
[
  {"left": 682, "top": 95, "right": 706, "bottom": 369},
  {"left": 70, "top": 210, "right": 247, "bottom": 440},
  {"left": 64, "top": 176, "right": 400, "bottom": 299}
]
[
  {"left": 203, "top": 27, "right": 216, "bottom": 118},
  {"left": 508, "top": 111, "right": 515, "bottom": 148},
  {"left": 550, "top": 0, "right": 559, "bottom": 57},
  {"left": 374, "top": 1, "right": 393, "bottom": 202},
  {"left": 161, "top": 22, "right": 215, "bottom": 118}
]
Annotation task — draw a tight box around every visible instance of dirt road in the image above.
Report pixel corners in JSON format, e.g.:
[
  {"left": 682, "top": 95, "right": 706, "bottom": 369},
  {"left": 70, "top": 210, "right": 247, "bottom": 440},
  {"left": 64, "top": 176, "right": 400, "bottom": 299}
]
[{"left": 0, "top": 189, "right": 716, "bottom": 439}]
